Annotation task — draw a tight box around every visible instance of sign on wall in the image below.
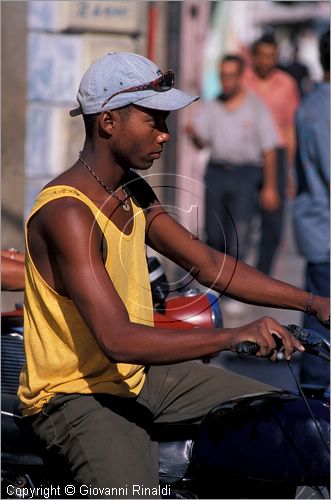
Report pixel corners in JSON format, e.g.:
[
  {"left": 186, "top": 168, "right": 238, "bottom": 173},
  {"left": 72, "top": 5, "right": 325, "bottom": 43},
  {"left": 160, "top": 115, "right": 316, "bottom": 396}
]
[{"left": 29, "top": 1, "right": 147, "bottom": 34}]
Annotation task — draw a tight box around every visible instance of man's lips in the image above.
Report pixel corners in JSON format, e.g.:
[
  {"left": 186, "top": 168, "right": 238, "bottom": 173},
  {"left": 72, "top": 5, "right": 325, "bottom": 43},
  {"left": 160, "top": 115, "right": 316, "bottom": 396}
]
[{"left": 150, "top": 150, "right": 162, "bottom": 159}]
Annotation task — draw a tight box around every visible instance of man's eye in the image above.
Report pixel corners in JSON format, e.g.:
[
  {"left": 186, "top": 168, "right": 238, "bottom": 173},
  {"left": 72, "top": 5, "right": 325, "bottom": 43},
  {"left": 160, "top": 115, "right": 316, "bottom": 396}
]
[{"left": 148, "top": 113, "right": 167, "bottom": 127}]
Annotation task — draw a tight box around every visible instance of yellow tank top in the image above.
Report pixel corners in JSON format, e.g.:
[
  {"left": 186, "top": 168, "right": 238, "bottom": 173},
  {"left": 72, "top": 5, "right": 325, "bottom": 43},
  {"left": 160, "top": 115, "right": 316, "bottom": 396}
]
[{"left": 18, "top": 185, "right": 154, "bottom": 416}]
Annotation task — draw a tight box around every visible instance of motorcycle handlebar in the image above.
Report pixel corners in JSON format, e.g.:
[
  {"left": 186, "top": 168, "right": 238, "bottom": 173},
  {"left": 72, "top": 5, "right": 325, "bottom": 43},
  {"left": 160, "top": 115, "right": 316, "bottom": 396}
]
[
  {"left": 235, "top": 341, "right": 259, "bottom": 357},
  {"left": 235, "top": 324, "right": 330, "bottom": 361}
]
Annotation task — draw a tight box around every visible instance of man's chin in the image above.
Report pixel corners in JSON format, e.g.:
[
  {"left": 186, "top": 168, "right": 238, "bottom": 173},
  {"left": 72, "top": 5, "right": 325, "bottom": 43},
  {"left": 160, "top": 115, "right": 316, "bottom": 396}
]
[
  {"left": 221, "top": 91, "right": 236, "bottom": 101},
  {"left": 134, "top": 160, "right": 155, "bottom": 171},
  {"left": 256, "top": 68, "right": 274, "bottom": 79}
]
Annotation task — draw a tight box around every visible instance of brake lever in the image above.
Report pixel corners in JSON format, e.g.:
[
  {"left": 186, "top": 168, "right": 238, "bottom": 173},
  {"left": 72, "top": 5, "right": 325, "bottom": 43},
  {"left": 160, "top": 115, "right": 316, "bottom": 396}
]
[
  {"left": 235, "top": 324, "right": 330, "bottom": 361},
  {"left": 286, "top": 324, "right": 330, "bottom": 361},
  {"left": 286, "top": 324, "right": 330, "bottom": 349}
]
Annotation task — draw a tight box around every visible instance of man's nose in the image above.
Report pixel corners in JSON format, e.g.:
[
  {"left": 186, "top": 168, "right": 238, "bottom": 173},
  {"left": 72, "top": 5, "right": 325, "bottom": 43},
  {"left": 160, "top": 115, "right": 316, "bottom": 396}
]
[{"left": 157, "top": 130, "right": 170, "bottom": 144}]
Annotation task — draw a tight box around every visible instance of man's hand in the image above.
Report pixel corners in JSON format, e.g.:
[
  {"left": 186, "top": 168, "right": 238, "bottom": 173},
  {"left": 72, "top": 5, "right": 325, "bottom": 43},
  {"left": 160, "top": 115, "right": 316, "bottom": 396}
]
[
  {"left": 259, "top": 186, "right": 280, "bottom": 212},
  {"left": 310, "top": 296, "right": 330, "bottom": 329},
  {"left": 1, "top": 248, "right": 25, "bottom": 262},
  {"left": 1, "top": 253, "right": 25, "bottom": 291},
  {"left": 184, "top": 123, "right": 206, "bottom": 150},
  {"left": 184, "top": 123, "right": 196, "bottom": 137},
  {"left": 225, "top": 316, "right": 305, "bottom": 361}
]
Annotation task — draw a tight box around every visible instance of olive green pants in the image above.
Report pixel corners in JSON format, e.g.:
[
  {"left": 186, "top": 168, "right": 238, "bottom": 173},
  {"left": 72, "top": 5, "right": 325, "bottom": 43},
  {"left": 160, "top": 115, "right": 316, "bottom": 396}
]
[{"left": 31, "top": 361, "right": 277, "bottom": 499}]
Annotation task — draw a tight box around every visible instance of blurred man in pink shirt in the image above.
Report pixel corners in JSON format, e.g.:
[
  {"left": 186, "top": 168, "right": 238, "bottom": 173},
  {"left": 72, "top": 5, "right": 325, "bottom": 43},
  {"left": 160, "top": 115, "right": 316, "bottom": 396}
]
[{"left": 243, "top": 34, "right": 300, "bottom": 276}]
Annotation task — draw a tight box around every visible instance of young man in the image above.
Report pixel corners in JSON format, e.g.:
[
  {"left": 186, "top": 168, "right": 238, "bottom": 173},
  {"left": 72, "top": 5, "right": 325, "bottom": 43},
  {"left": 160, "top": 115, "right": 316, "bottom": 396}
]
[
  {"left": 243, "top": 34, "right": 301, "bottom": 275},
  {"left": 19, "top": 52, "right": 329, "bottom": 498},
  {"left": 186, "top": 54, "right": 280, "bottom": 263}
]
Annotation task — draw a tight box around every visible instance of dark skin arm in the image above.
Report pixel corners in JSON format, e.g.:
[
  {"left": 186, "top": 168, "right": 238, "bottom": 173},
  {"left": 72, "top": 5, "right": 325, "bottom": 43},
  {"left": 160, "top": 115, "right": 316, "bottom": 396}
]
[
  {"left": 1, "top": 249, "right": 25, "bottom": 262},
  {"left": 284, "top": 125, "right": 297, "bottom": 199},
  {"left": 31, "top": 198, "right": 304, "bottom": 364},
  {"left": 144, "top": 199, "right": 329, "bottom": 323},
  {"left": 1, "top": 250, "right": 25, "bottom": 291},
  {"left": 259, "top": 149, "right": 280, "bottom": 211},
  {"left": 185, "top": 123, "right": 207, "bottom": 150}
]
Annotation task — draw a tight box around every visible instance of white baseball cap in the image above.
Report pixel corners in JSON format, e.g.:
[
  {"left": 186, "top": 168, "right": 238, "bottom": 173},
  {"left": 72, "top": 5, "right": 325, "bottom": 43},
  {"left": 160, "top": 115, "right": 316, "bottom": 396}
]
[{"left": 70, "top": 52, "right": 199, "bottom": 116}]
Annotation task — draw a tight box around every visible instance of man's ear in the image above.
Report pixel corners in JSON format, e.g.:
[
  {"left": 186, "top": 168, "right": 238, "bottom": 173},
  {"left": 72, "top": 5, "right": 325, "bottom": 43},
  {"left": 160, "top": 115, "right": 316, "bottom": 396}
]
[{"left": 99, "top": 110, "right": 116, "bottom": 136}]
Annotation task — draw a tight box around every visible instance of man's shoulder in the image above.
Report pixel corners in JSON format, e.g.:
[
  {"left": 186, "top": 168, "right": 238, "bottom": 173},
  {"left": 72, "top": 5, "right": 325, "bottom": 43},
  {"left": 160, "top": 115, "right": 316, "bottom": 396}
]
[
  {"left": 245, "top": 89, "right": 272, "bottom": 115},
  {"left": 124, "top": 170, "right": 158, "bottom": 210},
  {"left": 297, "top": 84, "right": 330, "bottom": 121},
  {"left": 301, "top": 83, "right": 329, "bottom": 106},
  {"left": 29, "top": 188, "right": 95, "bottom": 230},
  {"left": 273, "top": 68, "right": 297, "bottom": 87},
  {"left": 245, "top": 89, "right": 266, "bottom": 106}
]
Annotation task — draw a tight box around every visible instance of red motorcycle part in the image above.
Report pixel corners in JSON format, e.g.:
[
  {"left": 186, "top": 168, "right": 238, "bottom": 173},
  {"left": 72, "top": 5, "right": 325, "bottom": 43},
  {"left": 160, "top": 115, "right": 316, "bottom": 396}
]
[{"left": 155, "top": 294, "right": 215, "bottom": 329}]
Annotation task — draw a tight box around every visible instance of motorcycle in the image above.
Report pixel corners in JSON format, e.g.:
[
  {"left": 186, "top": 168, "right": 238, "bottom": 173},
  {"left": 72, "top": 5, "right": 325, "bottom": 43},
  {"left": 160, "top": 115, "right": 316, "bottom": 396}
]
[{"left": 1, "top": 258, "right": 330, "bottom": 499}]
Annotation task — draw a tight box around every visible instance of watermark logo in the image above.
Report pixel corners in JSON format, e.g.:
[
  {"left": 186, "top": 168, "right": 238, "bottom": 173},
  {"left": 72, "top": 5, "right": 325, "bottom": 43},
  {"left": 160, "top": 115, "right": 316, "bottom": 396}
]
[{"left": 87, "top": 172, "right": 239, "bottom": 323}]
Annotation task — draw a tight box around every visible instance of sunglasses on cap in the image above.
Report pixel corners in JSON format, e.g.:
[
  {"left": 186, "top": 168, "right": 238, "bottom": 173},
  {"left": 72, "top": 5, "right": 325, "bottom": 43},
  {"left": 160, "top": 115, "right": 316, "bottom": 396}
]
[{"left": 101, "top": 70, "right": 175, "bottom": 108}]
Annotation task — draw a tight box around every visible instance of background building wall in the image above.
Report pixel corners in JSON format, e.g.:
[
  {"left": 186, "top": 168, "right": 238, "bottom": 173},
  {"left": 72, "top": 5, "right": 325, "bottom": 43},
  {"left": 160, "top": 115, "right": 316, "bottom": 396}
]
[
  {"left": 25, "top": 0, "right": 148, "bottom": 218},
  {"left": 1, "top": 1, "right": 28, "bottom": 251},
  {"left": 1, "top": 1, "right": 28, "bottom": 310}
]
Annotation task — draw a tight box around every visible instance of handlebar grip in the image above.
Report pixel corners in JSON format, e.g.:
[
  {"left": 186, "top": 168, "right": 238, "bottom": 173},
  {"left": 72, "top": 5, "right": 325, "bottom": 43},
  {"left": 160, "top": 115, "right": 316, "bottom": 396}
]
[
  {"left": 235, "top": 334, "right": 286, "bottom": 358},
  {"left": 235, "top": 341, "right": 259, "bottom": 358}
]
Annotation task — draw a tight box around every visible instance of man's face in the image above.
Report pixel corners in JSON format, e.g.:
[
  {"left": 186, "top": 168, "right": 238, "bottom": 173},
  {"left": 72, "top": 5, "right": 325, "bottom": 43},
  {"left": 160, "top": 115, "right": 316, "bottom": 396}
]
[
  {"left": 111, "top": 105, "right": 170, "bottom": 171},
  {"left": 220, "top": 60, "right": 242, "bottom": 98},
  {"left": 253, "top": 43, "right": 278, "bottom": 78}
]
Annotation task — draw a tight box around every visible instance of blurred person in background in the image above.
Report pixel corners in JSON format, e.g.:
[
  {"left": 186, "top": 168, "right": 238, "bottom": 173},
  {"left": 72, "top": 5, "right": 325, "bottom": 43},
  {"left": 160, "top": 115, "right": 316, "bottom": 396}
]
[
  {"left": 186, "top": 54, "right": 279, "bottom": 266},
  {"left": 186, "top": 54, "right": 280, "bottom": 315},
  {"left": 292, "top": 30, "right": 330, "bottom": 389},
  {"left": 280, "top": 43, "right": 313, "bottom": 98},
  {"left": 243, "top": 34, "right": 300, "bottom": 276}
]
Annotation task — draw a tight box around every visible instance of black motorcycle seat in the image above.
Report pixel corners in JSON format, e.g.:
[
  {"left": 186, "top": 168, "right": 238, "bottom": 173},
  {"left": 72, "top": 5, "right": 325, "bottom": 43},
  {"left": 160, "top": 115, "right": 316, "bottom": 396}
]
[
  {"left": 1, "top": 394, "right": 196, "bottom": 483},
  {"left": 155, "top": 424, "right": 198, "bottom": 484}
]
